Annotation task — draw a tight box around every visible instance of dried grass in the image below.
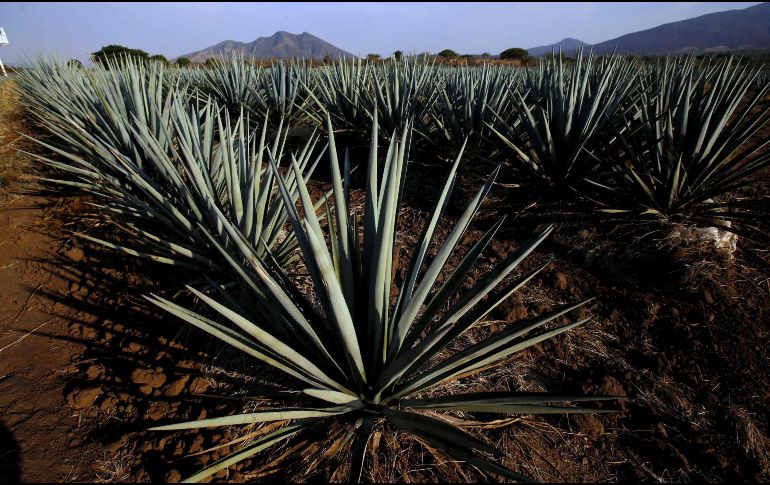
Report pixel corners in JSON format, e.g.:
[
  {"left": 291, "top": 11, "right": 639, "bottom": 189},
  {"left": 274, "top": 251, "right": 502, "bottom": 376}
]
[
  {"left": 93, "top": 449, "right": 134, "bottom": 483},
  {"left": 633, "top": 374, "right": 703, "bottom": 427},
  {"left": 729, "top": 405, "right": 770, "bottom": 477}
]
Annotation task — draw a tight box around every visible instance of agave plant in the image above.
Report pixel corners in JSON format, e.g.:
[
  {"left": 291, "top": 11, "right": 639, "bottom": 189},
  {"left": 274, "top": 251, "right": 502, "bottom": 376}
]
[
  {"left": 18, "top": 57, "right": 325, "bottom": 271},
  {"left": 90, "top": 97, "right": 326, "bottom": 267},
  {"left": 251, "top": 59, "right": 313, "bottom": 126},
  {"left": 426, "top": 64, "right": 521, "bottom": 151},
  {"left": 489, "top": 48, "right": 640, "bottom": 188},
  {"left": 200, "top": 53, "right": 261, "bottom": 114},
  {"left": 147, "top": 115, "right": 614, "bottom": 482},
  {"left": 17, "top": 55, "right": 179, "bottom": 172},
  {"left": 592, "top": 56, "right": 770, "bottom": 238},
  {"left": 370, "top": 56, "right": 440, "bottom": 135},
  {"left": 303, "top": 57, "right": 374, "bottom": 133},
  {"left": 168, "top": 63, "right": 207, "bottom": 99}
]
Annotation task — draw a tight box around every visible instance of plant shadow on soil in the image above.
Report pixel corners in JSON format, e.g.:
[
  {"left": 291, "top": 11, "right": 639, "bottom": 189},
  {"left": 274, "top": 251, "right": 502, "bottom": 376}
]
[
  {"left": 15, "top": 194, "right": 344, "bottom": 482},
  {"left": 0, "top": 421, "right": 21, "bottom": 483}
]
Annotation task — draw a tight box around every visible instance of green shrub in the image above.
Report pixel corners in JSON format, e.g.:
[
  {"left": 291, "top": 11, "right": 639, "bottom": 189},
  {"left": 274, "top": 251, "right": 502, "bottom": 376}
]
[
  {"left": 91, "top": 44, "right": 149, "bottom": 65},
  {"left": 500, "top": 48, "right": 528, "bottom": 61}
]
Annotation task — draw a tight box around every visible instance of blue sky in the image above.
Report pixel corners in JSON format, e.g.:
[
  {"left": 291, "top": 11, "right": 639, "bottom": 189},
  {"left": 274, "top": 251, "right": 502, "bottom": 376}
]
[{"left": 0, "top": 2, "right": 762, "bottom": 64}]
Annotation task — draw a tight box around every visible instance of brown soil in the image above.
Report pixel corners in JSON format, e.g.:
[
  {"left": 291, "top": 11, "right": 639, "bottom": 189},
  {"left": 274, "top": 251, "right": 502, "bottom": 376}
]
[
  {"left": 0, "top": 79, "right": 106, "bottom": 481},
  {"left": 2, "top": 75, "right": 770, "bottom": 483}
]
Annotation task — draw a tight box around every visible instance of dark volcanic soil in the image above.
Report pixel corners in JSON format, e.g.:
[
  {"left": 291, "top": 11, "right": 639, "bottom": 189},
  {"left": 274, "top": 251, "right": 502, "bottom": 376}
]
[{"left": 2, "top": 76, "right": 770, "bottom": 482}]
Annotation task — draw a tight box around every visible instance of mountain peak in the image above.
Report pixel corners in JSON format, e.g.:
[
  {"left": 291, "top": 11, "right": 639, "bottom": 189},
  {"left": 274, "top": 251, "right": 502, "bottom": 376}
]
[
  {"left": 267, "top": 31, "right": 294, "bottom": 41},
  {"left": 178, "top": 31, "right": 354, "bottom": 62},
  {"left": 527, "top": 38, "right": 590, "bottom": 57}
]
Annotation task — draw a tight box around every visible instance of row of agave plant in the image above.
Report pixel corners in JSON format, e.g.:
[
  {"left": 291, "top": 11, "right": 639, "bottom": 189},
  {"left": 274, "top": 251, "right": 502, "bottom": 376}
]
[
  {"left": 51, "top": 50, "right": 770, "bottom": 233},
  {"left": 16, "top": 56, "right": 618, "bottom": 481},
  {"left": 188, "top": 50, "right": 770, "bottom": 240}
]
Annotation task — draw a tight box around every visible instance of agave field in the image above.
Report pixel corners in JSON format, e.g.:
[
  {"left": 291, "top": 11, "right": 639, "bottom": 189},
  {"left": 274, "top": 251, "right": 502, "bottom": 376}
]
[{"left": 3, "top": 50, "right": 770, "bottom": 482}]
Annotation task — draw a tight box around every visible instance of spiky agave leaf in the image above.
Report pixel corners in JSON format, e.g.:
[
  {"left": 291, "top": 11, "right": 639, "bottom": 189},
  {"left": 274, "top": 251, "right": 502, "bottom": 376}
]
[{"left": 148, "top": 115, "right": 616, "bottom": 482}]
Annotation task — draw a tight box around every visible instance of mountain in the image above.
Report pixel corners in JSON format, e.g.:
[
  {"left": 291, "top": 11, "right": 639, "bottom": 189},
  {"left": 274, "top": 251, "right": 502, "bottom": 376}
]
[
  {"left": 527, "top": 38, "right": 591, "bottom": 57},
  {"left": 591, "top": 2, "right": 770, "bottom": 55},
  {"left": 178, "top": 31, "right": 354, "bottom": 62}
]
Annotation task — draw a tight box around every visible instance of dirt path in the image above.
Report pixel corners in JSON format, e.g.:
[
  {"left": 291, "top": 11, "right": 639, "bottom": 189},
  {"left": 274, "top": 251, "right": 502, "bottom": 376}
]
[{"left": 0, "top": 78, "right": 106, "bottom": 482}]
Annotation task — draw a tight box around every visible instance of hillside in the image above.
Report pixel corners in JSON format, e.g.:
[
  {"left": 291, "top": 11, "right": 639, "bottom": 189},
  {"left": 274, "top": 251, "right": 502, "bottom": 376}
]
[{"left": 591, "top": 2, "right": 770, "bottom": 55}]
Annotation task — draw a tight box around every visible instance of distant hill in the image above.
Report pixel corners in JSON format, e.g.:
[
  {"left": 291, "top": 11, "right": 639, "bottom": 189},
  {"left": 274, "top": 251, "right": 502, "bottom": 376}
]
[
  {"left": 178, "top": 31, "right": 354, "bottom": 62},
  {"left": 527, "top": 38, "right": 591, "bottom": 57},
  {"left": 591, "top": 2, "right": 770, "bottom": 55}
]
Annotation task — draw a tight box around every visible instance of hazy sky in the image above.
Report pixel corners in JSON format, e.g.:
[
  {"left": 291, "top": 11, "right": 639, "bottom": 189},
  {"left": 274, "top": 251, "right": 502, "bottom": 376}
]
[{"left": 0, "top": 2, "right": 762, "bottom": 64}]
